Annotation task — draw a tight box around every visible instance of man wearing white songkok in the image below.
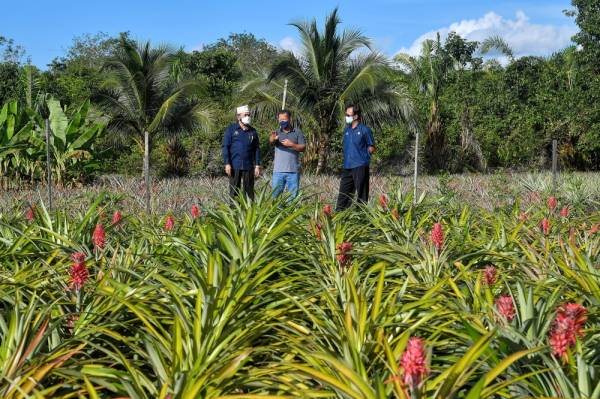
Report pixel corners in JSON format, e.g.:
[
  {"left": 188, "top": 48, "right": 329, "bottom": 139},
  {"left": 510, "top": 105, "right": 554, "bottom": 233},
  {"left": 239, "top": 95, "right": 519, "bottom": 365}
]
[{"left": 221, "top": 105, "right": 261, "bottom": 200}]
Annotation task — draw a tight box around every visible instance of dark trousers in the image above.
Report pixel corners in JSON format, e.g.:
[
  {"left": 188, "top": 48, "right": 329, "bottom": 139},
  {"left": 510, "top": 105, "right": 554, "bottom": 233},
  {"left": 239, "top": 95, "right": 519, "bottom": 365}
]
[
  {"left": 229, "top": 169, "right": 255, "bottom": 200},
  {"left": 336, "top": 165, "right": 369, "bottom": 211}
]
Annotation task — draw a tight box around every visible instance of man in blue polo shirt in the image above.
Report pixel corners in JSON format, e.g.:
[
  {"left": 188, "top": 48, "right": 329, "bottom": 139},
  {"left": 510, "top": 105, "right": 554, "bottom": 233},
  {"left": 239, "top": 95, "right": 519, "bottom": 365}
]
[
  {"left": 222, "top": 105, "right": 261, "bottom": 200},
  {"left": 269, "top": 109, "right": 306, "bottom": 200},
  {"left": 335, "top": 104, "right": 375, "bottom": 211}
]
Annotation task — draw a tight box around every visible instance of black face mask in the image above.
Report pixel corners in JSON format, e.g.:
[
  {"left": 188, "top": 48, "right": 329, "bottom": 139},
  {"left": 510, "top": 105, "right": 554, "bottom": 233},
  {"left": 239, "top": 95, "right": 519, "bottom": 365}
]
[{"left": 279, "top": 121, "right": 290, "bottom": 130}]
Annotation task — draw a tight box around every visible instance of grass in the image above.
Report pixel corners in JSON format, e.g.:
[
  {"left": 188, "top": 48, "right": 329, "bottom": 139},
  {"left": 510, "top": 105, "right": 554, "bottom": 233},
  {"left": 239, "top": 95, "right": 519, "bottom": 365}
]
[{"left": 2, "top": 171, "right": 600, "bottom": 216}]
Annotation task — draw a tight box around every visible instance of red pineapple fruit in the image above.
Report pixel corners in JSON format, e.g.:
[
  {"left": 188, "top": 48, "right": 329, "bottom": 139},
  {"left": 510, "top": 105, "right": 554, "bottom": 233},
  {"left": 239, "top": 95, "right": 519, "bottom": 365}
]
[
  {"left": 430, "top": 223, "right": 444, "bottom": 250},
  {"left": 69, "top": 252, "right": 88, "bottom": 291},
  {"left": 547, "top": 196, "right": 558, "bottom": 211},
  {"left": 164, "top": 215, "right": 175, "bottom": 231},
  {"left": 399, "top": 337, "right": 428, "bottom": 389},
  {"left": 92, "top": 223, "right": 106, "bottom": 249},
  {"left": 495, "top": 294, "right": 515, "bottom": 322},
  {"left": 191, "top": 204, "right": 200, "bottom": 219}
]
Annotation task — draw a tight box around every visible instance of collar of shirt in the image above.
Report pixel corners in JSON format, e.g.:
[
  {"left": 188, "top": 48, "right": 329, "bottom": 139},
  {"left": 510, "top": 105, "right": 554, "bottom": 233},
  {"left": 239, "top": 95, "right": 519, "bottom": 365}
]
[
  {"left": 234, "top": 123, "right": 255, "bottom": 133},
  {"left": 278, "top": 127, "right": 296, "bottom": 134},
  {"left": 345, "top": 123, "right": 364, "bottom": 132}
]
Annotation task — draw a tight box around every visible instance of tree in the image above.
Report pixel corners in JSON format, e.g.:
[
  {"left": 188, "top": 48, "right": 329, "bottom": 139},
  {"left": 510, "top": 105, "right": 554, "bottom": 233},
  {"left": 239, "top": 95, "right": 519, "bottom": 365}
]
[
  {"left": 95, "top": 37, "right": 212, "bottom": 213},
  {"left": 444, "top": 33, "right": 486, "bottom": 171},
  {"left": 184, "top": 47, "right": 241, "bottom": 104},
  {"left": 0, "top": 36, "right": 27, "bottom": 105},
  {"left": 396, "top": 34, "right": 452, "bottom": 171},
  {"left": 0, "top": 36, "right": 26, "bottom": 64},
  {"left": 0, "top": 63, "right": 23, "bottom": 105},
  {"left": 264, "top": 8, "right": 415, "bottom": 173},
  {"left": 40, "top": 32, "right": 130, "bottom": 107},
  {"left": 211, "top": 33, "right": 278, "bottom": 77},
  {"left": 397, "top": 32, "right": 519, "bottom": 172},
  {"left": 566, "top": 0, "right": 600, "bottom": 72},
  {"left": 565, "top": 0, "right": 600, "bottom": 168},
  {"left": 480, "top": 35, "right": 514, "bottom": 63}
]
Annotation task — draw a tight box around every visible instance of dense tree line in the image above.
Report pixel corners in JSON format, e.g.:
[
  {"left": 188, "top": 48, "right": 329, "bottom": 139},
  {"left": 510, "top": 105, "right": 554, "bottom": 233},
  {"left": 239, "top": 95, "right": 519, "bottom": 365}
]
[{"left": 0, "top": 0, "right": 598, "bottom": 183}]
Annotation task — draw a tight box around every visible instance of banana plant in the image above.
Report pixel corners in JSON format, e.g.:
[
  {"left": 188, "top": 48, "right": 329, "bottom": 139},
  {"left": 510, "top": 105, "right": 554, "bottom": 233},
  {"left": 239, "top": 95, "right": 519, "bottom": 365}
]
[
  {"left": 0, "top": 101, "right": 40, "bottom": 186},
  {"left": 41, "top": 98, "right": 104, "bottom": 185},
  {"left": 0, "top": 98, "right": 104, "bottom": 187}
]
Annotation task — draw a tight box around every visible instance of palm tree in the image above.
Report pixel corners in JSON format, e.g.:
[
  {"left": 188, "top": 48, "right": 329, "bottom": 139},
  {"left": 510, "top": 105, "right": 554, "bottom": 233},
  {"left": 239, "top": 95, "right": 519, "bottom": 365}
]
[
  {"left": 395, "top": 34, "right": 452, "bottom": 171},
  {"left": 480, "top": 35, "right": 514, "bottom": 63},
  {"left": 396, "top": 33, "right": 512, "bottom": 172},
  {"left": 258, "top": 8, "right": 415, "bottom": 174},
  {"left": 95, "top": 37, "right": 211, "bottom": 213}
]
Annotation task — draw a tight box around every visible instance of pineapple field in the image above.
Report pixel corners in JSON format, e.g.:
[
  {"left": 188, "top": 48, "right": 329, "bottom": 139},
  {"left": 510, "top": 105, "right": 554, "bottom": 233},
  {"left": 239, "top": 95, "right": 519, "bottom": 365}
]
[{"left": 0, "top": 173, "right": 599, "bottom": 398}]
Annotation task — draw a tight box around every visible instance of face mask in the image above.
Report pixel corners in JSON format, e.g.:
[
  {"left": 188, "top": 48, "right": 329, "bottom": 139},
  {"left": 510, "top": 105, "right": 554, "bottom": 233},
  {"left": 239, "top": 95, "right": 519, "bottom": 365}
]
[
  {"left": 241, "top": 116, "right": 251, "bottom": 125},
  {"left": 279, "top": 121, "right": 290, "bottom": 129},
  {"left": 345, "top": 116, "right": 354, "bottom": 124}
]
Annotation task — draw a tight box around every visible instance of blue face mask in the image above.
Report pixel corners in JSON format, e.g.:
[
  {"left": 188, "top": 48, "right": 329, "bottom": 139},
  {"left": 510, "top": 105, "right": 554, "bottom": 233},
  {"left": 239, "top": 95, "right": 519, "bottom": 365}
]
[{"left": 279, "top": 121, "right": 290, "bottom": 130}]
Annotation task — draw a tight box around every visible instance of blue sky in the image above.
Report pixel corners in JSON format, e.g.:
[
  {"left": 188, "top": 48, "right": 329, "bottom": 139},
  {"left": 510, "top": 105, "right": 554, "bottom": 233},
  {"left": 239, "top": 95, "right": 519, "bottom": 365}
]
[{"left": 4, "top": 0, "right": 577, "bottom": 68}]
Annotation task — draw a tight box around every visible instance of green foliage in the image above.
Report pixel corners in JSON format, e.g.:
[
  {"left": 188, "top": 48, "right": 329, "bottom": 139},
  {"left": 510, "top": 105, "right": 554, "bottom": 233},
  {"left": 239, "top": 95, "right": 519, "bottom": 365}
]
[
  {"left": 184, "top": 47, "right": 241, "bottom": 104},
  {"left": 568, "top": 0, "right": 600, "bottom": 72},
  {"left": 0, "top": 99, "right": 104, "bottom": 187},
  {"left": 261, "top": 8, "right": 417, "bottom": 173},
  {"left": 211, "top": 32, "right": 278, "bottom": 77},
  {"left": 41, "top": 32, "right": 127, "bottom": 107},
  {"left": 2, "top": 5, "right": 600, "bottom": 176},
  {"left": 94, "top": 37, "right": 213, "bottom": 197},
  {"left": 0, "top": 188, "right": 598, "bottom": 397},
  {"left": 0, "top": 62, "right": 23, "bottom": 105}
]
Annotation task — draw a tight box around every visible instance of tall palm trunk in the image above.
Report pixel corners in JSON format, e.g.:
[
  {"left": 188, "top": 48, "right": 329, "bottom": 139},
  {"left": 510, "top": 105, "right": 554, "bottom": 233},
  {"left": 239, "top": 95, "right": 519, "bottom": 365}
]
[
  {"left": 143, "top": 131, "right": 151, "bottom": 214},
  {"left": 460, "top": 106, "right": 486, "bottom": 171},
  {"left": 45, "top": 119, "right": 52, "bottom": 211},
  {"left": 316, "top": 134, "right": 330, "bottom": 175},
  {"left": 426, "top": 101, "right": 444, "bottom": 171}
]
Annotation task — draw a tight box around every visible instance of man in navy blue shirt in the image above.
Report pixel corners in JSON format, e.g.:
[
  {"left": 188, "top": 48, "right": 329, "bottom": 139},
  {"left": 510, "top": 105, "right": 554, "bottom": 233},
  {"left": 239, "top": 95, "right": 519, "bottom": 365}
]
[
  {"left": 335, "top": 104, "right": 375, "bottom": 211},
  {"left": 222, "top": 105, "right": 261, "bottom": 200}
]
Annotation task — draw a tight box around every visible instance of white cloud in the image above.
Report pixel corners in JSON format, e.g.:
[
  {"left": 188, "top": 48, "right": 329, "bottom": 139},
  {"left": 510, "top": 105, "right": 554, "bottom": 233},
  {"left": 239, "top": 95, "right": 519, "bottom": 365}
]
[
  {"left": 278, "top": 36, "right": 302, "bottom": 55},
  {"left": 189, "top": 43, "right": 205, "bottom": 52},
  {"left": 397, "top": 11, "right": 576, "bottom": 58}
]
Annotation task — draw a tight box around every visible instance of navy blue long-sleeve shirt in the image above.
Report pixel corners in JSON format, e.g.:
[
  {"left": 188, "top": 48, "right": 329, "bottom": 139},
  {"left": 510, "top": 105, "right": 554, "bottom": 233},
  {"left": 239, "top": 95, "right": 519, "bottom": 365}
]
[
  {"left": 222, "top": 123, "right": 261, "bottom": 171},
  {"left": 342, "top": 123, "right": 375, "bottom": 169}
]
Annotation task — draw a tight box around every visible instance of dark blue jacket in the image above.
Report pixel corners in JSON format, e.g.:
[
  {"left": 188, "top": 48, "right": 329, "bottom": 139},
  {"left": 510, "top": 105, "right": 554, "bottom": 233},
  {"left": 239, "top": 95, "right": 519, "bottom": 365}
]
[
  {"left": 342, "top": 123, "right": 375, "bottom": 169},
  {"left": 222, "top": 123, "right": 261, "bottom": 171}
]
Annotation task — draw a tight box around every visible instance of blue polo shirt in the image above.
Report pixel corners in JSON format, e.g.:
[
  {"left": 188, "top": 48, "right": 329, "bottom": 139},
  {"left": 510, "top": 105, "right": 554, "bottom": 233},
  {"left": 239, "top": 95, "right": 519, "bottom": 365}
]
[
  {"left": 222, "top": 123, "right": 261, "bottom": 171},
  {"left": 342, "top": 123, "right": 375, "bottom": 169}
]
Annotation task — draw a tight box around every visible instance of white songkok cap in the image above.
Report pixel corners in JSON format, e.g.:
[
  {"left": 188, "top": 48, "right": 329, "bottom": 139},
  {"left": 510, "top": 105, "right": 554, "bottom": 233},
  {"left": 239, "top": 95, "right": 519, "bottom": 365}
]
[{"left": 236, "top": 105, "right": 249, "bottom": 114}]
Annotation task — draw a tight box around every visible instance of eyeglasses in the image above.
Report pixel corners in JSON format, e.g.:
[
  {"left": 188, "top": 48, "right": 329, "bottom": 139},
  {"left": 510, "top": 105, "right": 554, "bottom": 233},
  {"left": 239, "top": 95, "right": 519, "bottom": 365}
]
[{"left": 345, "top": 114, "right": 354, "bottom": 117}]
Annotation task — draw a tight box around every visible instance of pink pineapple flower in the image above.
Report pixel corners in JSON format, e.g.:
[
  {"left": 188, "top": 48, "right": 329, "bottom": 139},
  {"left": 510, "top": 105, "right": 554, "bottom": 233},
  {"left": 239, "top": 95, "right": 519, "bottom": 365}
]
[
  {"left": 191, "top": 204, "right": 200, "bottom": 219},
  {"left": 549, "top": 303, "right": 587, "bottom": 363},
  {"left": 69, "top": 252, "right": 88, "bottom": 291},
  {"left": 547, "top": 196, "right": 558, "bottom": 211},
  {"left": 322, "top": 204, "right": 333, "bottom": 217},
  {"left": 164, "top": 215, "right": 175, "bottom": 231},
  {"left": 336, "top": 242, "right": 353, "bottom": 269},
  {"left": 379, "top": 194, "right": 388, "bottom": 210},
  {"left": 92, "top": 223, "right": 106, "bottom": 249},
  {"left": 541, "top": 218, "right": 551, "bottom": 235},
  {"left": 483, "top": 265, "right": 497, "bottom": 286},
  {"left": 399, "top": 337, "right": 429, "bottom": 388},
  {"left": 111, "top": 210, "right": 122, "bottom": 225},
  {"left": 495, "top": 294, "right": 516, "bottom": 322},
  {"left": 559, "top": 206, "right": 569, "bottom": 218},
  {"left": 430, "top": 223, "right": 444, "bottom": 250},
  {"left": 26, "top": 205, "right": 35, "bottom": 221},
  {"left": 314, "top": 222, "right": 322, "bottom": 240}
]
